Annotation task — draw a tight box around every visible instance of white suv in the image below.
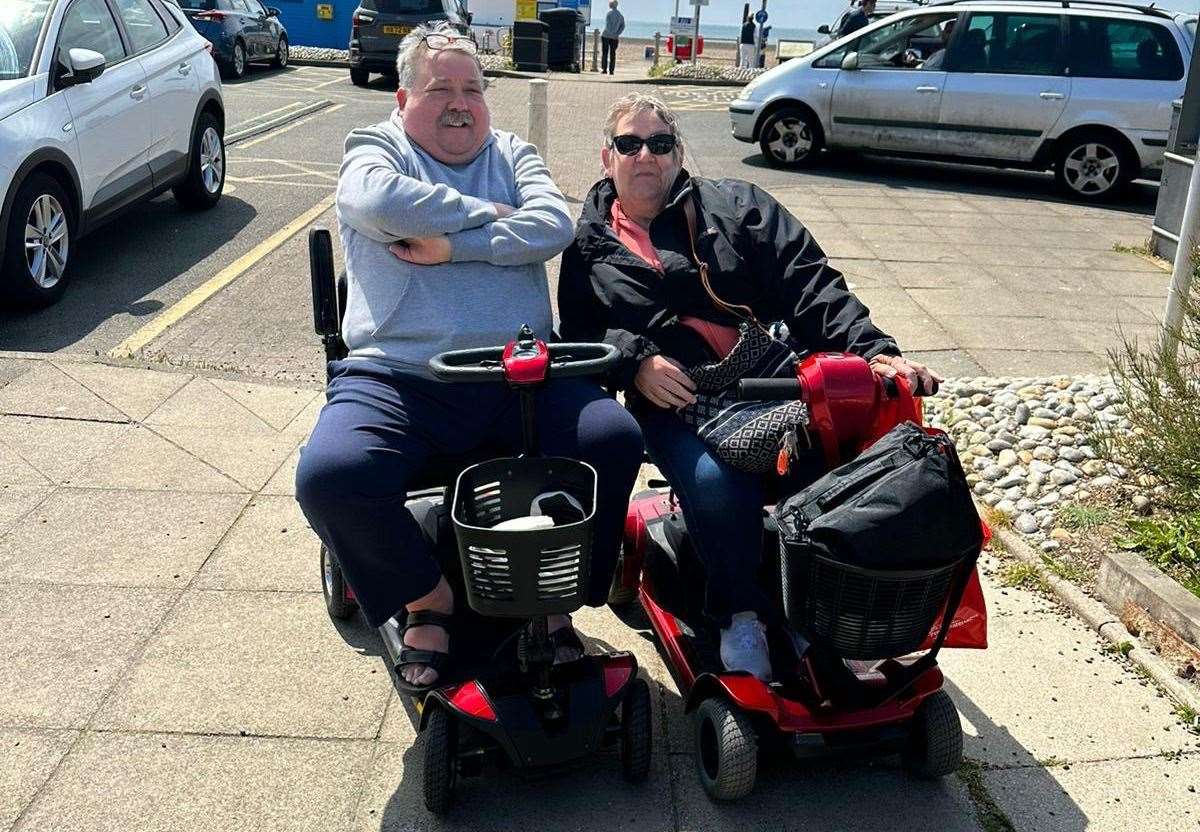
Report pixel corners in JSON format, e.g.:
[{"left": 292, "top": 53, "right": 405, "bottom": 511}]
[
  {"left": 729, "top": 0, "right": 1196, "bottom": 201},
  {"left": 1, "top": 0, "right": 225, "bottom": 308}
]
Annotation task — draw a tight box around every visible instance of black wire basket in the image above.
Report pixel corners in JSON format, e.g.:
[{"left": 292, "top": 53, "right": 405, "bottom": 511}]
[
  {"left": 779, "top": 535, "right": 965, "bottom": 660},
  {"left": 451, "top": 457, "right": 597, "bottom": 618}
]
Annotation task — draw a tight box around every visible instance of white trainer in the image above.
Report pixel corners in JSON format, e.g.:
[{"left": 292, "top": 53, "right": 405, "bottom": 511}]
[{"left": 719, "top": 611, "right": 773, "bottom": 681}]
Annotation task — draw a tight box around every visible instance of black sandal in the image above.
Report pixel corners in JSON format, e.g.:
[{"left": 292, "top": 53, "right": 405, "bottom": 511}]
[{"left": 396, "top": 610, "right": 454, "bottom": 696}]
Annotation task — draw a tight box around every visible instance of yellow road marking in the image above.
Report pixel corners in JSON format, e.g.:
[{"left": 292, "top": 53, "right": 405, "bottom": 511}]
[
  {"left": 237, "top": 102, "right": 345, "bottom": 149},
  {"left": 228, "top": 100, "right": 308, "bottom": 130},
  {"left": 109, "top": 194, "right": 336, "bottom": 359}
]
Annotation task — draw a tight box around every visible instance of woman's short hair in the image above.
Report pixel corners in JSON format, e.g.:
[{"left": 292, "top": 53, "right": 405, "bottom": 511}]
[{"left": 603, "top": 93, "right": 684, "bottom": 155}]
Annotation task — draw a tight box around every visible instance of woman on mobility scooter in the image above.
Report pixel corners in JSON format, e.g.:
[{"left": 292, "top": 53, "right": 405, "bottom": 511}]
[{"left": 559, "top": 94, "right": 942, "bottom": 682}]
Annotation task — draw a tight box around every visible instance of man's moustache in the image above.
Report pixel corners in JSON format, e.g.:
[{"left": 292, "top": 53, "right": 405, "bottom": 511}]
[{"left": 440, "top": 111, "right": 474, "bottom": 127}]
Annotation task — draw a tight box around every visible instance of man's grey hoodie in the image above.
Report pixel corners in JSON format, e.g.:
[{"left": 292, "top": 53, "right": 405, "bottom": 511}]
[{"left": 335, "top": 113, "right": 573, "bottom": 374}]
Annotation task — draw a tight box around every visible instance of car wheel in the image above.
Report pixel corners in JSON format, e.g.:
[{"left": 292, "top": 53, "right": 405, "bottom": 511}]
[
  {"left": 172, "top": 112, "right": 225, "bottom": 210},
  {"left": 759, "top": 107, "right": 823, "bottom": 169},
  {"left": 1055, "top": 133, "right": 1133, "bottom": 202},
  {"left": 225, "top": 40, "right": 246, "bottom": 79},
  {"left": 272, "top": 35, "right": 288, "bottom": 68},
  {"left": 350, "top": 66, "right": 370, "bottom": 86},
  {"left": 1, "top": 173, "right": 74, "bottom": 309}
]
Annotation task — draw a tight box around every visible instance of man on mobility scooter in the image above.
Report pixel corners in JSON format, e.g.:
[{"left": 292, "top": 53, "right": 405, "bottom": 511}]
[
  {"left": 295, "top": 23, "right": 643, "bottom": 697},
  {"left": 559, "top": 94, "right": 988, "bottom": 799}
]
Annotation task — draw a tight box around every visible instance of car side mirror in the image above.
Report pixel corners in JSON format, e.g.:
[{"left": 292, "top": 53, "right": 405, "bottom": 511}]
[
  {"left": 817, "top": 24, "right": 830, "bottom": 35},
  {"left": 841, "top": 51, "right": 860, "bottom": 70},
  {"left": 59, "top": 47, "right": 106, "bottom": 88},
  {"left": 266, "top": 6, "right": 280, "bottom": 16}
]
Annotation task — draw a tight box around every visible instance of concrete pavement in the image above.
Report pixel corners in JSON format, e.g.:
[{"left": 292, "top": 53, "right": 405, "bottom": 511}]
[{"left": 1, "top": 355, "right": 1197, "bottom": 832}]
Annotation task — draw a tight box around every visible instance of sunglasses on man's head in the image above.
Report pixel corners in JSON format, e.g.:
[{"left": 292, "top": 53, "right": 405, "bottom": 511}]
[
  {"left": 611, "top": 133, "right": 678, "bottom": 156},
  {"left": 423, "top": 33, "right": 477, "bottom": 54}
]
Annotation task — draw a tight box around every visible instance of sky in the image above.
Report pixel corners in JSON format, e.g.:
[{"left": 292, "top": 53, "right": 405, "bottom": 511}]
[{"left": 589, "top": 0, "right": 849, "bottom": 29}]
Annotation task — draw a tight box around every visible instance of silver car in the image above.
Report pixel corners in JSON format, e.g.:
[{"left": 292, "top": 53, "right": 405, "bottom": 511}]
[{"left": 730, "top": 0, "right": 1196, "bottom": 200}]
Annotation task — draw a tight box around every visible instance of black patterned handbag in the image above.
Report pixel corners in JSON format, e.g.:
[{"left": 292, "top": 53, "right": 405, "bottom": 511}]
[{"left": 675, "top": 200, "right": 811, "bottom": 474}]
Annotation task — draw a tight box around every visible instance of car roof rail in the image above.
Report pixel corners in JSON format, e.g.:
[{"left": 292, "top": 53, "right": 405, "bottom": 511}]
[{"left": 926, "top": 0, "right": 1173, "bottom": 19}]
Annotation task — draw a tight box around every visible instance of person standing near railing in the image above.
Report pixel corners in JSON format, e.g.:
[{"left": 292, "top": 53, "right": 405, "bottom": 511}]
[
  {"left": 739, "top": 13, "right": 756, "bottom": 69},
  {"left": 601, "top": 0, "right": 625, "bottom": 75}
]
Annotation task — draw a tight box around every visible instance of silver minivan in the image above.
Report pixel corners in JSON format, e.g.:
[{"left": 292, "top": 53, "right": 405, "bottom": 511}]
[{"left": 730, "top": 0, "right": 1196, "bottom": 200}]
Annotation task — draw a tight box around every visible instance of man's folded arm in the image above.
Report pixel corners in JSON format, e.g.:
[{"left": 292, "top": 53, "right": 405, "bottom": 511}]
[
  {"left": 448, "top": 137, "right": 574, "bottom": 266},
  {"left": 336, "top": 137, "right": 497, "bottom": 244}
]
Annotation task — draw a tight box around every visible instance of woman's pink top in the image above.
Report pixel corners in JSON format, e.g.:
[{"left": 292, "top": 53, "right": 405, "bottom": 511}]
[{"left": 609, "top": 198, "right": 740, "bottom": 360}]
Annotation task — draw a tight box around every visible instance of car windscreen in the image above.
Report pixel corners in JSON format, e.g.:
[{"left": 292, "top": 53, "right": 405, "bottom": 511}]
[
  {"left": 177, "top": 0, "right": 218, "bottom": 9},
  {"left": 366, "top": 0, "right": 449, "bottom": 15},
  {"left": 0, "top": 0, "right": 52, "bottom": 79}
]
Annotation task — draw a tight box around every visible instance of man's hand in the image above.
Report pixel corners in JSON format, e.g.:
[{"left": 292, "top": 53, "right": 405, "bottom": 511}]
[
  {"left": 492, "top": 202, "right": 515, "bottom": 219},
  {"left": 635, "top": 355, "right": 697, "bottom": 409},
  {"left": 389, "top": 235, "right": 452, "bottom": 266},
  {"left": 869, "top": 353, "right": 943, "bottom": 396}
]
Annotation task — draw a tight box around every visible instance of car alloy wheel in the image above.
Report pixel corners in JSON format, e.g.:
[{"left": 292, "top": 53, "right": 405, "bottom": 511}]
[
  {"left": 1063, "top": 142, "right": 1120, "bottom": 196},
  {"left": 23, "top": 194, "right": 69, "bottom": 290},
  {"left": 200, "top": 126, "right": 224, "bottom": 194},
  {"left": 765, "top": 116, "right": 814, "bottom": 164},
  {"left": 233, "top": 42, "right": 246, "bottom": 76}
]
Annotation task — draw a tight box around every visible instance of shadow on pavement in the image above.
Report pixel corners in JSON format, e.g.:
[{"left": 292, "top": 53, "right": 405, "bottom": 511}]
[
  {"left": 740, "top": 151, "right": 1159, "bottom": 216},
  {"left": 0, "top": 193, "right": 257, "bottom": 353}
]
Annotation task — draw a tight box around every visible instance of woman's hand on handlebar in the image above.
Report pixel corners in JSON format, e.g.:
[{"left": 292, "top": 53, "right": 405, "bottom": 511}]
[
  {"left": 869, "top": 353, "right": 942, "bottom": 396},
  {"left": 635, "top": 355, "right": 697, "bottom": 409}
]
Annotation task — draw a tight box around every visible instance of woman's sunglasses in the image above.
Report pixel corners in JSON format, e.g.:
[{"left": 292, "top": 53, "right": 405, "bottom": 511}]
[
  {"left": 423, "top": 33, "right": 478, "bottom": 54},
  {"left": 611, "top": 133, "right": 678, "bottom": 156}
]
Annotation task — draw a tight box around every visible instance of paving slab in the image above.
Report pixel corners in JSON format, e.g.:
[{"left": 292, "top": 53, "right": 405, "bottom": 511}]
[
  {"left": 983, "top": 265, "right": 1123, "bottom": 295},
  {"left": 867, "top": 314, "right": 959, "bottom": 352},
  {"left": 0, "top": 441, "right": 49, "bottom": 486},
  {"left": 984, "top": 754, "right": 1200, "bottom": 832},
  {"left": 1056, "top": 320, "right": 1163, "bottom": 356},
  {"left": 67, "top": 425, "right": 246, "bottom": 492},
  {"left": 0, "top": 488, "right": 248, "bottom": 588},
  {"left": 95, "top": 589, "right": 392, "bottom": 738},
  {"left": 0, "top": 728, "right": 77, "bottom": 831},
  {"left": 866, "top": 241, "right": 970, "bottom": 263},
  {"left": 0, "top": 415, "right": 129, "bottom": 485},
  {"left": 967, "top": 349, "right": 1107, "bottom": 376},
  {"left": 195, "top": 495, "right": 321, "bottom": 591},
  {"left": 673, "top": 755, "right": 982, "bottom": 832},
  {"left": 13, "top": 732, "right": 374, "bottom": 832},
  {"left": 851, "top": 287, "right": 932, "bottom": 319},
  {"left": 148, "top": 424, "right": 305, "bottom": 492},
  {"left": 0, "top": 363, "right": 127, "bottom": 422},
  {"left": 938, "top": 316, "right": 1090, "bottom": 352},
  {"left": 0, "top": 359, "right": 35, "bottom": 390},
  {"left": 1051, "top": 248, "right": 1164, "bottom": 273},
  {"left": 907, "top": 287, "right": 1038, "bottom": 318},
  {"left": 207, "top": 378, "right": 321, "bottom": 431},
  {"left": 53, "top": 362, "right": 191, "bottom": 423},
  {"left": 939, "top": 574, "right": 1199, "bottom": 769},
  {"left": 0, "top": 484, "right": 51, "bottom": 538},
  {"left": 833, "top": 208, "right": 931, "bottom": 227},
  {"left": 912, "top": 210, "right": 996, "bottom": 228},
  {"left": 144, "top": 376, "right": 283, "bottom": 433},
  {"left": 0, "top": 584, "right": 176, "bottom": 728},
  {"left": 816, "top": 237, "right": 875, "bottom": 259},
  {"left": 887, "top": 261, "right": 999, "bottom": 290},
  {"left": 356, "top": 739, "right": 674, "bottom": 832},
  {"left": 960, "top": 245, "right": 1064, "bottom": 269},
  {"left": 906, "top": 350, "right": 987, "bottom": 377},
  {"left": 261, "top": 445, "right": 302, "bottom": 496}
]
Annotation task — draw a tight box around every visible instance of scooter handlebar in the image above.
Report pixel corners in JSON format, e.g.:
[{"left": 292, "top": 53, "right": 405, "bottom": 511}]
[
  {"left": 736, "top": 374, "right": 938, "bottom": 401},
  {"left": 428, "top": 342, "right": 620, "bottom": 382}
]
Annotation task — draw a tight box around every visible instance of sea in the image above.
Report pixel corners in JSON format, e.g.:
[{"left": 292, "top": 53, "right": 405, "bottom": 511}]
[{"left": 594, "top": 19, "right": 820, "bottom": 42}]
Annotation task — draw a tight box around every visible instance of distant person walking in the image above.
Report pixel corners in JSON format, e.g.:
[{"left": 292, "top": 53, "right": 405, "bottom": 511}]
[
  {"left": 839, "top": 0, "right": 874, "bottom": 37},
  {"left": 739, "top": 14, "right": 756, "bottom": 68},
  {"left": 601, "top": 0, "right": 624, "bottom": 75}
]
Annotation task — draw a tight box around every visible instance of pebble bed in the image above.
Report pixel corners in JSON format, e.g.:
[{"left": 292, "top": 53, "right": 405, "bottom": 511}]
[
  {"left": 288, "top": 46, "right": 510, "bottom": 72},
  {"left": 660, "top": 63, "right": 761, "bottom": 82},
  {"left": 924, "top": 376, "right": 1155, "bottom": 551}
]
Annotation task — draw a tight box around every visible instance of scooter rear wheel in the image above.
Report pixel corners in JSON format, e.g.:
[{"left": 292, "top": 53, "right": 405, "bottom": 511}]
[
  {"left": 621, "top": 677, "right": 652, "bottom": 782},
  {"left": 902, "top": 689, "right": 963, "bottom": 779},
  {"left": 423, "top": 706, "right": 457, "bottom": 814},
  {"left": 320, "top": 545, "right": 357, "bottom": 620},
  {"left": 694, "top": 697, "right": 757, "bottom": 801}
]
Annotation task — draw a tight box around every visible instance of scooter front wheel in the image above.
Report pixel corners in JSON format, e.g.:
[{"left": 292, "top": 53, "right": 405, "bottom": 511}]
[
  {"left": 694, "top": 697, "right": 757, "bottom": 801},
  {"left": 320, "top": 545, "right": 357, "bottom": 620},
  {"left": 902, "top": 689, "right": 963, "bottom": 779},
  {"left": 423, "top": 706, "right": 457, "bottom": 814}
]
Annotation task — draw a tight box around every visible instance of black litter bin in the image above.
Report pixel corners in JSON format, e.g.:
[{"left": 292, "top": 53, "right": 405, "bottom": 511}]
[
  {"left": 512, "top": 20, "right": 548, "bottom": 72},
  {"left": 538, "top": 7, "right": 580, "bottom": 72}
]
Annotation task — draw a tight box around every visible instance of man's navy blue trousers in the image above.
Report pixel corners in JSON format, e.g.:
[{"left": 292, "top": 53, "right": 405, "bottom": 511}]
[{"left": 295, "top": 359, "right": 644, "bottom": 628}]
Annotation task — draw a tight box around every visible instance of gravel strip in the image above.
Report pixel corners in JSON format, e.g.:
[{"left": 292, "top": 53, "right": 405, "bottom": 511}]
[
  {"left": 925, "top": 376, "right": 1153, "bottom": 550},
  {"left": 659, "top": 63, "right": 763, "bottom": 83}
]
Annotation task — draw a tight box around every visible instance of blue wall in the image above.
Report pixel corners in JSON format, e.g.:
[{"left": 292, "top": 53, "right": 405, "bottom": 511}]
[{"left": 276, "top": 0, "right": 353, "bottom": 49}]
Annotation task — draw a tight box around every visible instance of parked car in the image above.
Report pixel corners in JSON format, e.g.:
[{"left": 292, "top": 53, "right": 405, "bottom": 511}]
[
  {"left": 349, "top": 0, "right": 468, "bottom": 87},
  {"left": 729, "top": 0, "right": 1196, "bottom": 201},
  {"left": 176, "top": 0, "right": 288, "bottom": 79},
  {"left": 815, "top": 0, "right": 924, "bottom": 48},
  {"left": 0, "top": 0, "right": 226, "bottom": 309}
]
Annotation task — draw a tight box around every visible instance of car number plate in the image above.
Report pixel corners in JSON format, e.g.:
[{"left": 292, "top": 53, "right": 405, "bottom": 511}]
[{"left": 383, "top": 25, "right": 410, "bottom": 35}]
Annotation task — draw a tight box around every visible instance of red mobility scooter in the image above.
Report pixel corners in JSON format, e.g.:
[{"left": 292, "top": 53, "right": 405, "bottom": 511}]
[
  {"left": 308, "top": 229, "right": 652, "bottom": 814},
  {"left": 613, "top": 352, "right": 990, "bottom": 800}
]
